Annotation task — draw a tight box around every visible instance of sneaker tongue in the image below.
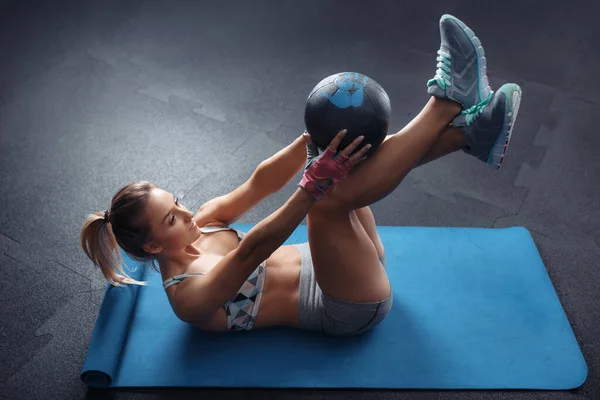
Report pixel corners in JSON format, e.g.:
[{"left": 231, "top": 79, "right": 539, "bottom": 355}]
[
  {"left": 454, "top": 94, "right": 494, "bottom": 128},
  {"left": 452, "top": 114, "right": 468, "bottom": 128},
  {"left": 426, "top": 80, "right": 447, "bottom": 97}
]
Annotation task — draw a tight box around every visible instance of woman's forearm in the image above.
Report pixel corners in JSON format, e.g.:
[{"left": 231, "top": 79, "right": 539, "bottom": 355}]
[
  {"left": 199, "top": 188, "right": 315, "bottom": 315},
  {"left": 240, "top": 187, "right": 315, "bottom": 261},
  {"left": 255, "top": 134, "right": 307, "bottom": 192}
]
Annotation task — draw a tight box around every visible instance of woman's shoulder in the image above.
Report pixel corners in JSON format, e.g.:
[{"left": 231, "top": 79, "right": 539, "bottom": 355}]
[
  {"left": 200, "top": 220, "right": 229, "bottom": 228},
  {"left": 193, "top": 206, "right": 229, "bottom": 228},
  {"left": 159, "top": 254, "right": 203, "bottom": 284}
]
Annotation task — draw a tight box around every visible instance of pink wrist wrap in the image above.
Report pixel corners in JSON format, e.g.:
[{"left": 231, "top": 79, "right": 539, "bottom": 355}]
[{"left": 298, "top": 148, "right": 353, "bottom": 200}]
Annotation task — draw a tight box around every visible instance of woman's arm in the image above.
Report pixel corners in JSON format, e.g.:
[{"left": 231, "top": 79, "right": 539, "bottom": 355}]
[
  {"left": 253, "top": 133, "right": 307, "bottom": 192},
  {"left": 174, "top": 131, "right": 369, "bottom": 323},
  {"left": 193, "top": 133, "right": 307, "bottom": 226},
  {"left": 174, "top": 187, "right": 315, "bottom": 322}
]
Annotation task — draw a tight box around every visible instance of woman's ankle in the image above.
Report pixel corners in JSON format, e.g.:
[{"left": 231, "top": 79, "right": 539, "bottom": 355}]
[{"left": 429, "top": 96, "right": 462, "bottom": 120}]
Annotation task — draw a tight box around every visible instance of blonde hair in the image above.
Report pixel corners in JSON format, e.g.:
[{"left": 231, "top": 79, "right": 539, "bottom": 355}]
[{"left": 80, "top": 181, "right": 159, "bottom": 286}]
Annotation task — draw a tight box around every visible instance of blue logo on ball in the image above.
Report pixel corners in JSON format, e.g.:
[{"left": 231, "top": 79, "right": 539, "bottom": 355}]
[{"left": 323, "top": 72, "right": 369, "bottom": 109}]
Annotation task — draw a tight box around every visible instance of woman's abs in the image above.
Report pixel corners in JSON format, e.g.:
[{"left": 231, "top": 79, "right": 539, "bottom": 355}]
[
  {"left": 194, "top": 244, "right": 303, "bottom": 332},
  {"left": 255, "top": 245, "right": 302, "bottom": 328}
]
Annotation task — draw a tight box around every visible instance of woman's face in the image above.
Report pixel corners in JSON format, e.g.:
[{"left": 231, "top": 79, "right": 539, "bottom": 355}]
[{"left": 143, "top": 188, "right": 201, "bottom": 252}]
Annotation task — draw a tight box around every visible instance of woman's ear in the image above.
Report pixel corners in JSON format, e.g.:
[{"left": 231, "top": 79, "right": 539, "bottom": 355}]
[{"left": 143, "top": 242, "right": 163, "bottom": 254}]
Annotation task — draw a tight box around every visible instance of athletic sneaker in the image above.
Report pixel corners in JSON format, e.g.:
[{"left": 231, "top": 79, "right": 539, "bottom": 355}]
[
  {"left": 427, "top": 14, "right": 492, "bottom": 110},
  {"left": 453, "top": 83, "right": 523, "bottom": 170}
]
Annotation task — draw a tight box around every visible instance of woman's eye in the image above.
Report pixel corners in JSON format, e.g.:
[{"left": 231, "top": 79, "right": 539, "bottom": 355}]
[
  {"left": 170, "top": 215, "right": 176, "bottom": 225},
  {"left": 175, "top": 197, "right": 179, "bottom": 206}
]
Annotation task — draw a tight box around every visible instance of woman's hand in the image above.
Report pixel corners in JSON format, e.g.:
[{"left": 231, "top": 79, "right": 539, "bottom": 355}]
[{"left": 298, "top": 129, "right": 371, "bottom": 200}]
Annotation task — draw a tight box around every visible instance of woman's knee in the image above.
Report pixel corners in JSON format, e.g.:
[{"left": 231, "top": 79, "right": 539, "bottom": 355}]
[
  {"left": 309, "top": 189, "right": 353, "bottom": 216},
  {"left": 308, "top": 199, "right": 341, "bottom": 218}
]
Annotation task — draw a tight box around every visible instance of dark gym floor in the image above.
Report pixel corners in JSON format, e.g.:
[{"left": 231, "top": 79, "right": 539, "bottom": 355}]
[{"left": 1, "top": 0, "right": 598, "bottom": 399}]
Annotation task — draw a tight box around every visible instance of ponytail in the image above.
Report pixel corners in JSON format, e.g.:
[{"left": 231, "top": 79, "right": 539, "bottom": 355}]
[{"left": 80, "top": 211, "right": 147, "bottom": 286}]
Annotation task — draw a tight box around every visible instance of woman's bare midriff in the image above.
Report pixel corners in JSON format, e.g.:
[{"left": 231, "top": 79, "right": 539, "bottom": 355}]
[{"left": 161, "top": 227, "right": 303, "bottom": 332}]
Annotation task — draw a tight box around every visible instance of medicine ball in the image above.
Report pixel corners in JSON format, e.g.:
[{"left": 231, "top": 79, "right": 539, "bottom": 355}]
[{"left": 304, "top": 72, "right": 391, "bottom": 157}]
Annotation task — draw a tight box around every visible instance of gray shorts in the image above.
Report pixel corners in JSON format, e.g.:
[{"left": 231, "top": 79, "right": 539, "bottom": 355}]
[{"left": 296, "top": 242, "right": 393, "bottom": 336}]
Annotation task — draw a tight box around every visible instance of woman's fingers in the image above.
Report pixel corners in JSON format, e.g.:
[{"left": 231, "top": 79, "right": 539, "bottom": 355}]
[
  {"left": 339, "top": 135, "right": 366, "bottom": 158},
  {"left": 349, "top": 142, "right": 372, "bottom": 165},
  {"left": 322, "top": 130, "right": 372, "bottom": 167},
  {"left": 326, "top": 129, "right": 347, "bottom": 152},
  {"left": 303, "top": 131, "right": 313, "bottom": 144}
]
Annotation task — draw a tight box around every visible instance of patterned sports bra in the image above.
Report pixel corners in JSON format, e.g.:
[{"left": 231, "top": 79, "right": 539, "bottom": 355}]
[{"left": 162, "top": 225, "right": 266, "bottom": 332}]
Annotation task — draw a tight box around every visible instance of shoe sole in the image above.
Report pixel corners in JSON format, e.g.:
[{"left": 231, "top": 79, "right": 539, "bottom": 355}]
[
  {"left": 440, "top": 14, "right": 491, "bottom": 106},
  {"left": 487, "top": 84, "right": 522, "bottom": 169}
]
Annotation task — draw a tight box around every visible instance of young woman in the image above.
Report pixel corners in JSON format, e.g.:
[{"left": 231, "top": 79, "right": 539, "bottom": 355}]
[{"left": 81, "top": 15, "right": 522, "bottom": 336}]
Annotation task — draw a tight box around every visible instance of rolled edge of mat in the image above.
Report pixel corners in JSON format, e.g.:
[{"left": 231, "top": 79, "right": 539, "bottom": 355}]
[
  {"left": 80, "top": 370, "right": 111, "bottom": 388},
  {"left": 80, "top": 252, "right": 148, "bottom": 388}
]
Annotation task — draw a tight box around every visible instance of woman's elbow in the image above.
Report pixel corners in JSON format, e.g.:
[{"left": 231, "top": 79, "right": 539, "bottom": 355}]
[
  {"left": 172, "top": 304, "right": 195, "bottom": 324},
  {"left": 172, "top": 297, "right": 213, "bottom": 325},
  {"left": 237, "top": 233, "right": 271, "bottom": 263}
]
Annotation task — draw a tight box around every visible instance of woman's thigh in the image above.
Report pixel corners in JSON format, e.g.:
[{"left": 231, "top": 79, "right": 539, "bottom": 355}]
[
  {"left": 307, "top": 205, "right": 390, "bottom": 303},
  {"left": 354, "top": 206, "right": 385, "bottom": 260}
]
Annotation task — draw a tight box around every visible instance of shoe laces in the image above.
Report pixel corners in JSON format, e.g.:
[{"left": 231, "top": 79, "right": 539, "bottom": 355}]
[
  {"left": 432, "top": 50, "right": 452, "bottom": 89},
  {"left": 462, "top": 93, "right": 493, "bottom": 126}
]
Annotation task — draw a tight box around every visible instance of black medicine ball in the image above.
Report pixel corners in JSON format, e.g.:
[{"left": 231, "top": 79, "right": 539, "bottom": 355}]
[{"left": 304, "top": 72, "right": 391, "bottom": 157}]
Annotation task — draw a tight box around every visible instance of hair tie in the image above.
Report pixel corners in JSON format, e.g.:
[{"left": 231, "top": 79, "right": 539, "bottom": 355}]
[{"left": 104, "top": 210, "right": 110, "bottom": 223}]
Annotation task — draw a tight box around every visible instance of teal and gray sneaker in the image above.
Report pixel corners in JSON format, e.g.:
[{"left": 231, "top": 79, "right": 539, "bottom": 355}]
[
  {"left": 427, "top": 14, "right": 492, "bottom": 110},
  {"left": 453, "top": 83, "right": 523, "bottom": 170}
]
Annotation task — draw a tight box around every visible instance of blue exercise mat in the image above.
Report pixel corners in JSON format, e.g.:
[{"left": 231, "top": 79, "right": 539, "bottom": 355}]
[{"left": 81, "top": 226, "right": 587, "bottom": 389}]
